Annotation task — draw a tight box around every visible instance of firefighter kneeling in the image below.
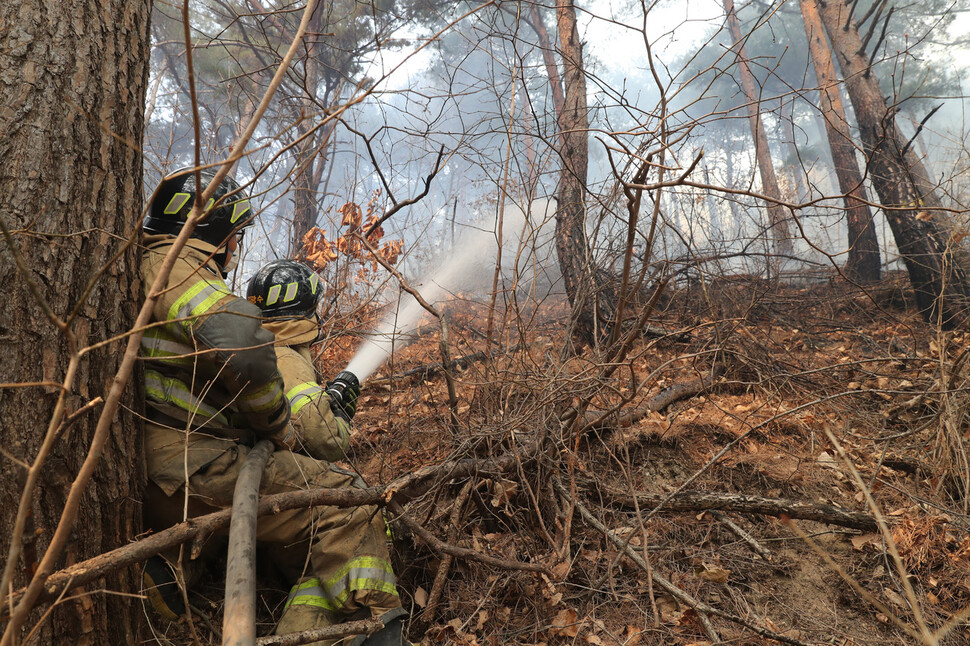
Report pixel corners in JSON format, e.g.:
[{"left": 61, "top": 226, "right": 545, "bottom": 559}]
[{"left": 140, "top": 168, "right": 409, "bottom": 645}]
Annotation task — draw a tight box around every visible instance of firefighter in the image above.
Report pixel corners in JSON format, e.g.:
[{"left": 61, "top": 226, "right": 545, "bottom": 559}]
[
  {"left": 245, "top": 259, "right": 351, "bottom": 462},
  {"left": 246, "top": 259, "right": 410, "bottom": 644},
  {"left": 140, "top": 169, "right": 406, "bottom": 645}
]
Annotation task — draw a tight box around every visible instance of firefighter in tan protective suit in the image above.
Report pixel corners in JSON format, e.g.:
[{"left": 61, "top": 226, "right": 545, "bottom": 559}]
[{"left": 140, "top": 168, "right": 408, "bottom": 645}]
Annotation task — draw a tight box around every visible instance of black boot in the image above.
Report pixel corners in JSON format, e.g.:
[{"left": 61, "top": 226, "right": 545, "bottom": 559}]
[
  {"left": 349, "top": 608, "right": 411, "bottom": 646},
  {"left": 142, "top": 555, "right": 186, "bottom": 620}
]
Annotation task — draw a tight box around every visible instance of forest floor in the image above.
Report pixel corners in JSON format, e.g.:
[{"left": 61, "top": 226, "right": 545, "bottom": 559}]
[{"left": 148, "top": 272, "right": 970, "bottom": 646}]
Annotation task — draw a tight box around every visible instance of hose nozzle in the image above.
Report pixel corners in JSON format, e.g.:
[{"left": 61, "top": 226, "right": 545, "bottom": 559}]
[{"left": 325, "top": 370, "right": 361, "bottom": 421}]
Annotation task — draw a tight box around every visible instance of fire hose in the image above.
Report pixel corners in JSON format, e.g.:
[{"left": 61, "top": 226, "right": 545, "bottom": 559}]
[
  {"left": 222, "top": 438, "right": 275, "bottom": 646},
  {"left": 221, "top": 371, "right": 359, "bottom": 645}
]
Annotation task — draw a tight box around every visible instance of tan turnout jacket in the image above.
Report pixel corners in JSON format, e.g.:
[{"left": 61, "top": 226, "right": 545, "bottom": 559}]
[
  {"left": 140, "top": 234, "right": 290, "bottom": 494},
  {"left": 263, "top": 318, "right": 349, "bottom": 462}
]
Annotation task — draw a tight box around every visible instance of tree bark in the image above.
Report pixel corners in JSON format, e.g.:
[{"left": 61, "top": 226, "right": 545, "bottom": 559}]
[
  {"left": 552, "top": 0, "right": 603, "bottom": 346},
  {"left": 816, "top": 0, "right": 970, "bottom": 326},
  {"left": 530, "top": 2, "right": 605, "bottom": 345},
  {"left": 799, "top": 0, "right": 881, "bottom": 283},
  {"left": 0, "top": 0, "right": 150, "bottom": 643},
  {"left": 723, "top": 0, "right": 793, "bottom": 261}
]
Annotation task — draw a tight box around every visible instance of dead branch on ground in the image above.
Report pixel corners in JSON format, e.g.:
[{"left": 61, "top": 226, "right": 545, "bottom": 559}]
[{"left": 598, "top": 486, "right": 878, "bottom": 531}]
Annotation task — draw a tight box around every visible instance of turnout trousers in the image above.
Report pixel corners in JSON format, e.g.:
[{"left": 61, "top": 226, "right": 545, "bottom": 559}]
[{"left": 145, "top": 422, "right": 402, "bottom": 634}]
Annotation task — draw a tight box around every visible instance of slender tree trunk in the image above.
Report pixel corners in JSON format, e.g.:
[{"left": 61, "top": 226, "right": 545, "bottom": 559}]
[
  {"left": 722, "top": 0, "right": 793, "bottom": 260},
  {"left": 290, "top": 8, "right": 325, "bottom": 255},
  {"left": 799, "top": 0, "right": 881, "bottom": 282},
  {"left": 528, "top": 4, "right": 565, "bottom": 115},
  {"left": 723, "top": 144, "right": 743, "bottom": 228},
  {"left": 0, "top": 0, "right": 150, "bottom": 643},
  {"left": 816, "top": 0, "right": 970, "bottom": 325},
  {"left": 553, "top": 0, "right": 603, "bottom": 345},
  {"left": 779, "top": 98, "right": 809, "bottom": 203},
  {"left": 530, "top": 1, "right": 604, "bottom": 345}
]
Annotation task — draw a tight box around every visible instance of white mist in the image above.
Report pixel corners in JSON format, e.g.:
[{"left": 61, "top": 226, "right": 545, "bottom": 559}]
[{"left": 344, "top": 199, "right": 559, "bottom": 383}]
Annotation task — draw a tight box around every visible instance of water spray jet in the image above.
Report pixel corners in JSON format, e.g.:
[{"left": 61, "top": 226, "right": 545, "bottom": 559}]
[{"left": 341, "top": 199, "right": 559, "bottom": 384}]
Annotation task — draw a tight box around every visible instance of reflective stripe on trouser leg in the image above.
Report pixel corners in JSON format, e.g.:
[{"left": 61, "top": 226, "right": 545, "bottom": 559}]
[
  {"left": 285, "top": 578, "right": 337, "bottom": 612},
  {"left": 322, "top": 556, "right": 398, "bottom": 609},
  {"left": 277, "top": 581, "right": 339, "bottom": 645},
  {"left": 286, "top": 558, "right": 399, "bottom": 614}
]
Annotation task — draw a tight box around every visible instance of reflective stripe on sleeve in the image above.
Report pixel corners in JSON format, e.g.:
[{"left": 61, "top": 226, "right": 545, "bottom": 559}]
[
  {"left": 144, "top": 369, "right": 229, "bottom": 426},
  {"left": 140, "top": 327, "right": 196, "bottom": 366},
  {"left": 236, "top": 378, "right": 285, "bottom": 414},
  {"left": 285, "top": 381, "right": 324, "bottom": 416},
  {"left": 168, "top": 278, "right": 231, "bottom": 328}
]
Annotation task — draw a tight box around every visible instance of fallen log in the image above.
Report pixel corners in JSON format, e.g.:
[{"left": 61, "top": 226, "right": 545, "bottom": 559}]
[
  {"left": 0, "top": 451, "right": 526, "bottom": 616},
  {"left": 600, "top": 487, "right": 877, "bottom": 531},
  {"left": 581, "top": 364, "right": 727, "bottom": 429}
]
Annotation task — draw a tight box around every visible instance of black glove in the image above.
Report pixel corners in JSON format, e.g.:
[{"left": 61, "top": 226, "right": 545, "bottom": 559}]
[{"left": 325, "top": 370, "right": 361, "bottom": 422}]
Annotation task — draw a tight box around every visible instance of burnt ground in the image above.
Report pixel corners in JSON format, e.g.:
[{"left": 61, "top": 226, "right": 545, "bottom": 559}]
[{"left": 144, "top": 272, "right": 970, "bottom": 645}]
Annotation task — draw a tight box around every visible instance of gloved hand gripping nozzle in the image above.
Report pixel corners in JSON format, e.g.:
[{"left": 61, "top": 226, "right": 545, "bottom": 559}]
[{"left": 325, "top": 370, "right": 361, "bottom": 422}]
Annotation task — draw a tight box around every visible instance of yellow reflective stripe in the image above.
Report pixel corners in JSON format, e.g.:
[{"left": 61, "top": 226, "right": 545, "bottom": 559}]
[
  {"left": 283, "top": 282, "right": 298, "bottom": 302},
  {"left": 163, "top": 192, "right": 191, "bottom": 215},
  {"left": 168, "top": 279, "right": 231, "bottom": 326},
  {"left": 285, "top": 382, "right": 321, "bottom": 400},
  {"left": 330, "top": 577, "right": 398, "bottom": 607},
  {"left": 286, "top": 593, "right": 338, "bottom": 611},
  {"left": 144, "top": 370, "right": 229, "bottom": 425},
  {"left": 266, "top": 284, "right": 281, "bottom": 306},
  {"left": 286, "top": 382, "right": 324, "bottom": 416},
  {"left": 284, "top": 579, "right": 337, "bottom": 611},
  {"left": 237, "top": 378, "right": 284, "bottom": 414},
  {"left": 323, "top": 557, "right": 397, "bottom": 605},
  {"left": 230, "top": 200, "right": 251, "bottom": 223},
  {"left": 140, "top": 328, "right": 196, "bottom": 366}
]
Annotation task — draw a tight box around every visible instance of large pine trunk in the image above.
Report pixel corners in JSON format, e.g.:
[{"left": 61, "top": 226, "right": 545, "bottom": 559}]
[
  {"left": 816, "top": 0, "right": 970, "bottom": 325},
  {"left": 722, "top": 0, "right": 792, "bottom": 260},
  {"left": 0, "top": 0, "right": 150, "bottom": 642},
  {"left": 799, "top": 0, "right": 881, "bottom": 283}
]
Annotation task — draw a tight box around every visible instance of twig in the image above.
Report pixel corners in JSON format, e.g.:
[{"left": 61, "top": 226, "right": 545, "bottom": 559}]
[
  {"left": 363, "top": 145, "right": 446, "bottom": 237},
  {"left": 858, "top": 0, "right": 888, "bottom": 55},
  {"left": 420, "top": 480, "right": 474, "bottom": 624},
  {"left": 853, "top": 0, "right": 886, "bottom": 30},
  {"left": 865, "top": 6, "right": 894, "bottom": 73},
  {"left": 556, "top": 480, "right": 811, "bottom": 646},
  {"left": 387, "top": 501, "right": 549, "bottom": 575},
  {"left": 255, "top": 617, "right": 383, "bottom": 646},
  {"left": 900, "top": 104, "right": 942, "bottom": 158},
  {"left": 709, "top": 511, "right": 773, "bottom": 561}
]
